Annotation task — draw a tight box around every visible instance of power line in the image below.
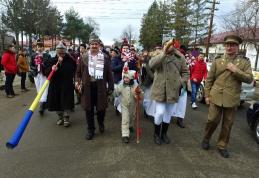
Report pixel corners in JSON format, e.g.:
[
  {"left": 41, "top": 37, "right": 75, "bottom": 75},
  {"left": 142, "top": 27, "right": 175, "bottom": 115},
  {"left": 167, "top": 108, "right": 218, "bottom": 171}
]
[{"left": 205, "top": 0, "right": 220, "bottom": 58}]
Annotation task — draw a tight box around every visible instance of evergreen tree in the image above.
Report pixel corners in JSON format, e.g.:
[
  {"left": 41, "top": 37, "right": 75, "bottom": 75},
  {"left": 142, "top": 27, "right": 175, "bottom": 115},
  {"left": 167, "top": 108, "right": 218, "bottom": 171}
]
[
  {"left": 171, "top": 0, "right": 193, "bottom": 45},
  {"left": 63, "top": 8, "right": 95, "bottom": 45},
  {"left": 139, "top": 1, "right": 169, "bottom": 50},
  {"left": 191, "top": 0, "right": 210, "bottom": 46}
]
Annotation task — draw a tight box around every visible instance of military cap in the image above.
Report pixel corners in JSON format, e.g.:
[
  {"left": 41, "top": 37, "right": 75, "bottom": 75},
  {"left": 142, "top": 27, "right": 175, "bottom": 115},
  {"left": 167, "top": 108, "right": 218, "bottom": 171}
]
[{"left": 224, "top": 34, "right": 242, "bottom": 45}]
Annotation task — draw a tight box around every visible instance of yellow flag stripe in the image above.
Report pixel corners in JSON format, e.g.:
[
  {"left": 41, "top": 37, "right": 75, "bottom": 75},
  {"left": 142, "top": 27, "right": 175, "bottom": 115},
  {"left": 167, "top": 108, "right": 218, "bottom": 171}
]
[{"left": 29, "top": 80, "right": 50, "bottom": 111}]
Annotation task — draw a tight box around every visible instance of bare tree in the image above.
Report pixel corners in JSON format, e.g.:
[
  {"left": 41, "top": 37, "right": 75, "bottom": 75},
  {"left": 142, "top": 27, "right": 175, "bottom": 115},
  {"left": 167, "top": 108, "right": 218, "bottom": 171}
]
[
  {"left": 222, "top": 0, "right": 259, "bottom": 69},
  {"left": 121, "top": 25, "right": 136, "bottom": 45},
  {"left": 85, "top": 17, "right": 100, "bottom": 36}
]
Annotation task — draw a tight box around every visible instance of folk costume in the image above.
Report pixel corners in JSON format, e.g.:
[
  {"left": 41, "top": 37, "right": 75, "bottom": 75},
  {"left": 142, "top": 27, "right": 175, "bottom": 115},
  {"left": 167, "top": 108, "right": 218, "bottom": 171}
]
[
  {"left": 76, "top": 33, "right": 114, "bottom": 140},
  {"left": 115, "top": 63, "right": 140, "bottom": 143},
  {"left": 47, "top": 42, "right": 77, "bottom": 127},
  {"left": 30, "top": 40, "right": 51, "bottom": 115},
  {"left": 149, "top": 40, "right": 189, "bottom": 145}
]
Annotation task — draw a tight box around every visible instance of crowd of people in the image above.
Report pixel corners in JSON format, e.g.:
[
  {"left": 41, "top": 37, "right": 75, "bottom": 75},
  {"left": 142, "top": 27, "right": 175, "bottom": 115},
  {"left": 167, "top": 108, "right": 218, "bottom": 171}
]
[{"left": 0, "top": 33, "right": 253, "bottom": 158}]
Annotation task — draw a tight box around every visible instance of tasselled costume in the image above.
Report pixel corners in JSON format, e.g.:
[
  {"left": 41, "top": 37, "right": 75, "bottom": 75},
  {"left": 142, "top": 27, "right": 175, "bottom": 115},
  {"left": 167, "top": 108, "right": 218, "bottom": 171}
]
[{"left": 115, "top": 63, "right": 140, "bottom": 139}]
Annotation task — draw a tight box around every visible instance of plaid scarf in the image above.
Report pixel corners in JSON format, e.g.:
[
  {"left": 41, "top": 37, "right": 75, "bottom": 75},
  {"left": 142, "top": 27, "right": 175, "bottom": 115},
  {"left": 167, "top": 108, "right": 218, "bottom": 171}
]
[
  {"left": 122, "top": 52, "right": 135, "bottom": 62},
  {"left": 88, "top": 50, "right": 104, "bottom": 79}
]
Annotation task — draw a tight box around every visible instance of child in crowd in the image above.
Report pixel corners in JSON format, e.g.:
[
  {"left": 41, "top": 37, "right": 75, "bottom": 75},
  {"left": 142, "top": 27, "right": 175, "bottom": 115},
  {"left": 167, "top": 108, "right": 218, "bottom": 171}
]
[{"left": 115, "top": 63, "right": 142, "bottom": 143}]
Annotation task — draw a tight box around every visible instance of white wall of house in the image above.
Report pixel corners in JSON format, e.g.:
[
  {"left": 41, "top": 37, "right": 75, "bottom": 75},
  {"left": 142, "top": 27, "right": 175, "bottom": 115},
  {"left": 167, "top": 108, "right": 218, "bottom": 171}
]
[
  {"left": 246, "top": 43, "right": 258, "bottom": 70},
  {"left": 197, "top": 44, "right": 225, "bottom": 54},
  {"left": 197, "top": 43, "right": 259, "bottom": 69}
]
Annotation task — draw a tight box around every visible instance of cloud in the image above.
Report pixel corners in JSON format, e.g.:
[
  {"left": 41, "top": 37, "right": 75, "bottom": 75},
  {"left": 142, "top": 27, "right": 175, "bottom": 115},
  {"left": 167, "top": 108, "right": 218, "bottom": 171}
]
[
  {"left": 52, "top": 0, "right": 154, "bottom": 45},
  {"left": 52, "top": 0, "right": 239, "bottom": 45}
]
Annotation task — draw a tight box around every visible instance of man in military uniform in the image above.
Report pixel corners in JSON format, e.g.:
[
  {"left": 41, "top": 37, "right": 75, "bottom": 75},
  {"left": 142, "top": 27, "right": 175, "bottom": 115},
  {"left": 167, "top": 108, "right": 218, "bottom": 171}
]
[{"left": 201, "top": 34, "right": 253, "bottom": 158}]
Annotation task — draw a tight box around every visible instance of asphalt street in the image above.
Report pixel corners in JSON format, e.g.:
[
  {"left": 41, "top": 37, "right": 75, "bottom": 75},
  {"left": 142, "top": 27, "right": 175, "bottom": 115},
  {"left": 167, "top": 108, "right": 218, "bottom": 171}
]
[{"left": 0, "top": 80, "right": 259, "bottom": 178}]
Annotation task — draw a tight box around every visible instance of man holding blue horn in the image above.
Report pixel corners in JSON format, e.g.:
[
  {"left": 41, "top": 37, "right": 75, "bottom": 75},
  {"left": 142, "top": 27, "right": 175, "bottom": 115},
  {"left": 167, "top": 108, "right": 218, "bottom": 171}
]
[{"left": 46, "top": 42, "right": 77, "bottom": 127}]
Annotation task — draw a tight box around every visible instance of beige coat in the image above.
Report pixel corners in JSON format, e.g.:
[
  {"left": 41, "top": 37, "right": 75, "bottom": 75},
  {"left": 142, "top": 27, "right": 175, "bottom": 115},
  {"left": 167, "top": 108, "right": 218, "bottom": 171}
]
[
  {"left": 204, "top": 55, "right": 253, "bottom": 107},
  {"left": 149, "top": 50, "right": 189, "bottom": 103},
  {"left": 115, "top": 82, "right": 138, "bottom": 107}
]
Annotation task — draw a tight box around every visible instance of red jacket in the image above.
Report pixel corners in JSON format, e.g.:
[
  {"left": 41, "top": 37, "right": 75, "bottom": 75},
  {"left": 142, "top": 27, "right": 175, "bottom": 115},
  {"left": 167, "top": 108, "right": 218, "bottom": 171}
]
[
  {"left": 1, "top": 50, "right": 17, "bottom": 74},
  {"left": 190, "top": 59, "right": 207, "bottom": 83}
]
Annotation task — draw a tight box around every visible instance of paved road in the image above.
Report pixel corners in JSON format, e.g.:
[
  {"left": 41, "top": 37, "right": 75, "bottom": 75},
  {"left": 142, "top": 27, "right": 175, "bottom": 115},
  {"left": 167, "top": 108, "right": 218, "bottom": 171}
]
[{"left": 0, "top": 83, "right": 259, "bottom": 178}]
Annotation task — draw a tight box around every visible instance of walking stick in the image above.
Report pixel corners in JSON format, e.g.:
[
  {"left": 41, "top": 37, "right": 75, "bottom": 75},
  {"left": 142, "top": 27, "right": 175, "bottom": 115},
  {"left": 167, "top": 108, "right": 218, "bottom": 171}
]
[
  {"left": 6, "top": 61, "right": 60, "bottom": 149},
  {"left": 135, "top": 86, "right": 142, "bottom": 144}
]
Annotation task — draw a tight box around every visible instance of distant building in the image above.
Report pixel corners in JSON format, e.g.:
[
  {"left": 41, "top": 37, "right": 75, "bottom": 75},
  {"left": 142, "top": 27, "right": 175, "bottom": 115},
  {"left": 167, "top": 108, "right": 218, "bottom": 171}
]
[{"left": 193, "top": 30, "right": 259, "bottom": 69}]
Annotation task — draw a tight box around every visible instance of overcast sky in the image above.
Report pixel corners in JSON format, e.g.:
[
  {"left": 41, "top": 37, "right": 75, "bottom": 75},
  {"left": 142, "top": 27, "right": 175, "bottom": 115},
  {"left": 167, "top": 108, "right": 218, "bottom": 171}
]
[{"left": 51, "top": 0, "right": 239, "bottom": 45}]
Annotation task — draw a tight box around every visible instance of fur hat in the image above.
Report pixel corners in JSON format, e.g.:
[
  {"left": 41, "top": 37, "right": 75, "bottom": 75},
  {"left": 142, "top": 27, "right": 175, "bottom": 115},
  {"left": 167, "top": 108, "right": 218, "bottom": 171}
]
[
  {"left": 89, "top": 32, "right": 100, "bottom": 44},
  {"left": 36, "top": 39, "right": 44, "bottom": 47},
  {"left": 80, "top": 43, "right": 87, "bottom": 49},
  {"left": 56, "top": 41, "right": 67, "bottom": 53},
  {"left": 110, "top": 48, "right": 119, "bottom": 54}
]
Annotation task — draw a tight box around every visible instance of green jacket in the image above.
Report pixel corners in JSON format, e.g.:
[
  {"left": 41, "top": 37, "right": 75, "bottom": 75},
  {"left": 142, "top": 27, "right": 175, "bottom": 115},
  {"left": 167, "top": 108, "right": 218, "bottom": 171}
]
[
  {"left": 204, "top": 54, "right": 253, "bottom": 107},
  {"left": 149, "top": 50, "right": 189, "bottom": 103}
]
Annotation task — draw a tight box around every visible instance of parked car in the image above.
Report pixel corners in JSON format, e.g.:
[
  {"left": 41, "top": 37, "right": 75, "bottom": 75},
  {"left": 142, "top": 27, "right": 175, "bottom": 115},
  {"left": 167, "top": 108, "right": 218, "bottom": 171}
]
[
  {"left": 192, "top": 80, "right": 256, "bottom": 103},
  {"left": 246, "top": 102, "right": 259, "bottom": 144}
]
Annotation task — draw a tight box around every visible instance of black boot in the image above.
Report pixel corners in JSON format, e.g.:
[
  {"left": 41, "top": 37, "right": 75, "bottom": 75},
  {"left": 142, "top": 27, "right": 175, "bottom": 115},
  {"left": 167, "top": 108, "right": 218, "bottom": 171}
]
[
  {"left": 177, "top": 118, "right": 185, "bottom": 128},
  {"left": 154, "top": 124, "right": 162, "bottom": 145},
  {"left": 85, "top": 130, "right": 94, "bottom": 140},
  {"left": 161, "top": 122, "right": 170, "bottom": 144},
  {"left": 39, "top": 102, "right": 45, "bottom": 116}
]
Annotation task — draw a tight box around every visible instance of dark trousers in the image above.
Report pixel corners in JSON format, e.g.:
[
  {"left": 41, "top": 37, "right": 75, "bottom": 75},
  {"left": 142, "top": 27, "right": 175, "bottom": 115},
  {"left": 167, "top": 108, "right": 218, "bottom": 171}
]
[
  {"left": 20, "top": 72, "right": 26, "bottom": 89},
  {"left": 85, "top": 82, "right": 106, "bottom": 133},
  {"left": 5, "top": 73, "right": 15, "bottom": 95}
]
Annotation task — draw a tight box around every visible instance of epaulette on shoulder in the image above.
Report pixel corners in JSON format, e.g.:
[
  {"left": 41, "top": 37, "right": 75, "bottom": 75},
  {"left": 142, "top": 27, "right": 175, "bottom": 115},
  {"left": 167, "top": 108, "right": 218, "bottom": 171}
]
[
  {"left": 214, "top": 55, "right": 222, "bottom": 60},
  {"left": 237, "top": 55, "right": 250, "bottom": 61},
  {"left": 244, "top": 57, "right": 250, "bottom": 61},
  {"left": 243, "top": 56, "right": 250, "bottom": 61}
]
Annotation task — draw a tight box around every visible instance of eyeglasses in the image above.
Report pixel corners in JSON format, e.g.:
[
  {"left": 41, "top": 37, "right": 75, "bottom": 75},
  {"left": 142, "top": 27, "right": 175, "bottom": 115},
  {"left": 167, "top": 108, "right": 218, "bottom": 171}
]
[{"left": 225, "top": 43, "right": 238, "bottom": 47}]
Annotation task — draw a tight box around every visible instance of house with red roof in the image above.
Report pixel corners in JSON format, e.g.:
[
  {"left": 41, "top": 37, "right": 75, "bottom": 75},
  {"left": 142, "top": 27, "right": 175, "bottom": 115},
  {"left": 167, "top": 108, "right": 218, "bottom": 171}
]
[{"left": 194, "top": 29, "right": 259, "bottom": 69}]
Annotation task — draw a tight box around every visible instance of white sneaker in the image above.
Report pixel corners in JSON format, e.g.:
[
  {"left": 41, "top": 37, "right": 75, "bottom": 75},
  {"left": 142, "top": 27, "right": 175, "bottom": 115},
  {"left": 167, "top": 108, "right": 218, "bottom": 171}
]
[{"left": 192, "top": 102, "right": 198, "bottom": 109}]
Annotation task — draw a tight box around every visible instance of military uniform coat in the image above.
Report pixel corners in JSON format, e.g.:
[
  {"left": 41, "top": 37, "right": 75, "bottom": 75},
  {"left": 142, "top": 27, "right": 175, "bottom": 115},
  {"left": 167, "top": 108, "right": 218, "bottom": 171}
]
[
  {"left": 149, "top": 50, "right": 189, "bottom": 104},
  {"left": 204, "top": 54, "right": 253, "bottom": 107},
  {"left": 76, "top": 51, "right": 114, "bottom": 111},
  {"left": 47, "top": 53, "right": 77, "bottom": 111}
]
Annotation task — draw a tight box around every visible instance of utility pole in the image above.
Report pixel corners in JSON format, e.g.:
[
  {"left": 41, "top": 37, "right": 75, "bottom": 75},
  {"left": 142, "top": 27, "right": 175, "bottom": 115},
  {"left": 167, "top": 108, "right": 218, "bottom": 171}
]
[{"left": 205, "top": 0, "right": 219, "bottom": 59}]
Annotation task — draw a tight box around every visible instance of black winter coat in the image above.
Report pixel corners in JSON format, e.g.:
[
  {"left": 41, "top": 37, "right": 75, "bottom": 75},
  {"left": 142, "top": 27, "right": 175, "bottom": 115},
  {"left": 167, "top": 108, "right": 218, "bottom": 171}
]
[
  {"left": 47, "top": 53, "right": 77, "bottom": 111},
  {"left": 111, "top": 56, "right": 123, "bottom": 84}
]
